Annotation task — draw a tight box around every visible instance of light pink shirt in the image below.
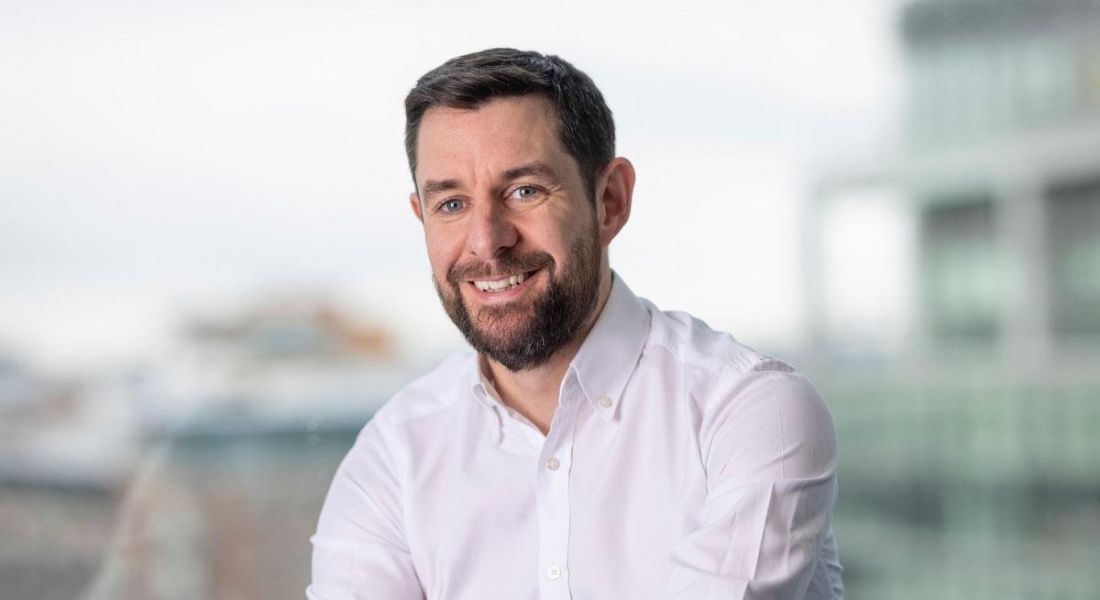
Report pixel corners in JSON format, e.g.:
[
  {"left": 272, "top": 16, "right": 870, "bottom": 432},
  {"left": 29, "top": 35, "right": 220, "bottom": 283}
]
[{"left": 309, "top": 275, "right": 843, "bottom": 599}]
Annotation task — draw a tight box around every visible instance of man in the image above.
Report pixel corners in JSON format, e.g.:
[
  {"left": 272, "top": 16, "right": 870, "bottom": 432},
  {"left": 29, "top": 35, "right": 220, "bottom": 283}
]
[{"left": 309, "top": 48, "right": 843, "bottom": 599}]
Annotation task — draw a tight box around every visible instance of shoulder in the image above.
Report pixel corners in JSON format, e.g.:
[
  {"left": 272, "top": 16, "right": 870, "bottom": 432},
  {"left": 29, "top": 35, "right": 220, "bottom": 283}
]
[
  {"left": 643, "top": 302, "right": 835, "bottom": 473},
  {"left": 365, "top": 350, "right": 475, "bottom": 433},
  {"left": 340, "top": 350, "right": 475, "bottom": 479},
  {"left": 643, "top": 300, "right": 786, "bottom": 380},
  {"left": 324, "top": 351, "right": 471, "bottom": 491}
]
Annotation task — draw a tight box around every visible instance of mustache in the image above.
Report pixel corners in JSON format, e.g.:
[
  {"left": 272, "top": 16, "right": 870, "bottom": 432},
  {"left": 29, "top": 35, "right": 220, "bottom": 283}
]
[{"left": 447, "top": 251, "right": 555, "bottom": 285}]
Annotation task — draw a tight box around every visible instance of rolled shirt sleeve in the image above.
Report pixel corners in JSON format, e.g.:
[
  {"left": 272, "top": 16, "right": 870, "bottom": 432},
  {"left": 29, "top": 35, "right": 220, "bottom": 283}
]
[
  {"left": 662, "top": 361, "right": 843, "bottom": 599},
  {"left": 308, "top": 417, "right": 425, "bottom": 600}
]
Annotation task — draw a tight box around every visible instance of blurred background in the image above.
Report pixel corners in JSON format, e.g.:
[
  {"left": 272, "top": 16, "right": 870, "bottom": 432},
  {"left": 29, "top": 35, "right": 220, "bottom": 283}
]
[{"left": 2, "top": 0, "right": 1098, "bottom": 598}]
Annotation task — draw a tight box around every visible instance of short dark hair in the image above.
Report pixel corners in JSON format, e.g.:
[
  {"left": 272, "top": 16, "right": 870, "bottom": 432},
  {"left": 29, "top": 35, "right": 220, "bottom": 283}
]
[{"left": 404, "top": 48, "right": 615, "bottom": 204}]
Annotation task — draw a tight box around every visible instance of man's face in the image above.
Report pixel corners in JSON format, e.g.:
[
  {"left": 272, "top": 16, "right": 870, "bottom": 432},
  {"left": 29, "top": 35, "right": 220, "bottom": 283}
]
[{"left": 411, "top": 96, "right": 604, "bottom": 371}]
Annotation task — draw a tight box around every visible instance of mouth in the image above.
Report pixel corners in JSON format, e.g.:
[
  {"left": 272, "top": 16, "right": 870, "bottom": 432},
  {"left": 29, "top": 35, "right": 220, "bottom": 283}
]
[
  {"left": 471, "top": 269, "right": 537, "bottom": 292},
  {"left": 466, "top": 268, "right": 542, "bottom": 301}
]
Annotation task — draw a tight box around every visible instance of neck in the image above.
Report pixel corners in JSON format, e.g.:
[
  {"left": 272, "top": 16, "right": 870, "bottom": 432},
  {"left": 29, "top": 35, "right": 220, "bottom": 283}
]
[{"left": 485, "top": 269, "right": 613, "bottom": 434}]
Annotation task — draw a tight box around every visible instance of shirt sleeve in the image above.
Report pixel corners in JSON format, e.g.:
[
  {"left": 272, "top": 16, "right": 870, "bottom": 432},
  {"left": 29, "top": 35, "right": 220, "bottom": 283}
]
[
  {"left": 307, "top": 416, "right": 425, "bottom": 600},
  {"left": 661, "top": 361, "right": 843, "bottom": 599}
]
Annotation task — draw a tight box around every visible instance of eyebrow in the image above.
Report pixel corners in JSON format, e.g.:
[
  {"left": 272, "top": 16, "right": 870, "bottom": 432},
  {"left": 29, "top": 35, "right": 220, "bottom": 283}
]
[
  {"left": 419, "top": 162, "right": 562, "bottom": 201},
  {"left": 501, "top": 162, "right": 561, "bottom": 184},
  {"left": 420, "top": 178, "right": 461, "bottom": 200}
]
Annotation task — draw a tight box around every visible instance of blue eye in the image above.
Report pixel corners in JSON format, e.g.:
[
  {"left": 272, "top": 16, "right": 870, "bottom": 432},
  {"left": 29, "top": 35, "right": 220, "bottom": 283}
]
[
  {"left": 512, "top": 186, "right": 540, "bottom": 200},
  {"left": 440, "top": 199, "right": 465, "bottom": 213}
]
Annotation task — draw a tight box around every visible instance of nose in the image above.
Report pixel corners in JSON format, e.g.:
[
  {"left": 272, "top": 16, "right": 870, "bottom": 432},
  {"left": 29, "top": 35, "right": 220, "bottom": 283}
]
[{"left": 465, "top": 199, "right": 518, "bottom": 260}]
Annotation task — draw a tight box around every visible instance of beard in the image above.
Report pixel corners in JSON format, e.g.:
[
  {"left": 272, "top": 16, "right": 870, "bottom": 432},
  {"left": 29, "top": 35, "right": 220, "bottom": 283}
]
[{"left": 433, "top": 223, "right": 602, "bottom": 371}]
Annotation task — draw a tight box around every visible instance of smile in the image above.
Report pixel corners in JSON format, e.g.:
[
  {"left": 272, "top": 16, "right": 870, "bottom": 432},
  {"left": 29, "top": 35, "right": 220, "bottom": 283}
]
[{"left": 472, "top": 270, "right": 536, "bottom": 292}]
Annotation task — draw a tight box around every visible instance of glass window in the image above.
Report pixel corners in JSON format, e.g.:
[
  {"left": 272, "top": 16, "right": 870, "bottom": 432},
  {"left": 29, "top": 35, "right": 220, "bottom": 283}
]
[
  {"left": 1048, "top": 177, "right": 1100, "bottom": 338},
  {"left": 920, "top": 196, "right": 1003, "bottom": 343}
]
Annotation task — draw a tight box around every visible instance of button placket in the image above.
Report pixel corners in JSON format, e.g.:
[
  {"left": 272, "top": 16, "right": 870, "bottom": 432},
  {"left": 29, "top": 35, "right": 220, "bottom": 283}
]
[{"left": 536, "top": 387, "right": 579, "bottom": 599}]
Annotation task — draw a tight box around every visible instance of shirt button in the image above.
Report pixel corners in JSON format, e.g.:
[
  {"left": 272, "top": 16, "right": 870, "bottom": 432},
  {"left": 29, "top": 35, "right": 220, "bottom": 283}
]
[
  {"left": 598, "top": 396, "right": 612, "bottom": 408},
  {"left": 546, "top": 457, "right": 561, "bottom": 471},
  {"left": 547, "top": 565, "right": 562, "bottom": 580}
]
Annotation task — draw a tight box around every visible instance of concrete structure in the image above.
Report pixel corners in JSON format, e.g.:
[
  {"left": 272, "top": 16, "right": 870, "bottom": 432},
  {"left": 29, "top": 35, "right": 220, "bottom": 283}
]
[
  {"left": 807, "top": 0, "right": 1100, "bottom": 372},
  {"left": 806, "top": 2, "right": 1100, "bottom": 598}
]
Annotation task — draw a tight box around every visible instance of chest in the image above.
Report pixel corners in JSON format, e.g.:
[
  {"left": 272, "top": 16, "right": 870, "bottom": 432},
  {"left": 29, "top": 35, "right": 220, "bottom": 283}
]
[{"left": 402, "top": 370, "right": 708, "bottom": 600}]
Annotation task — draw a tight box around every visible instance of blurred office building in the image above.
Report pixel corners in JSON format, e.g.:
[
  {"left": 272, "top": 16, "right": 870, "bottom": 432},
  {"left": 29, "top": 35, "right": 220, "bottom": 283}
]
[
  {"left": 1, "top": 293, "right": 410, "bottom": 600},
  {"left": 165, "top": 293, "right": 404, "bottom": 431},
  {"left": 808, "top": 1, "right": 1100, "bottom": 598},
  {"left": 810, "top": 0, "right": 1100, "bottom": 364}
]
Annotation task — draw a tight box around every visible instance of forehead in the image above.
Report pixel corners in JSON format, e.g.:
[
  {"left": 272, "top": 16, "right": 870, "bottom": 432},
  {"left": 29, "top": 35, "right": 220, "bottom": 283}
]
[{"left": 414, "top": 96, "right": 570, "bottom": 184}]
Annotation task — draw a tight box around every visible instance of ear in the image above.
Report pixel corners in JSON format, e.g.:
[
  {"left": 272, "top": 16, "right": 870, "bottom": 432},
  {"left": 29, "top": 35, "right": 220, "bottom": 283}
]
[
  {"left": 595, "top": 157, "right": 635, "bottom": 246},
  {"left": 409, "top": 191, "right": 424, "bottom": 224}
]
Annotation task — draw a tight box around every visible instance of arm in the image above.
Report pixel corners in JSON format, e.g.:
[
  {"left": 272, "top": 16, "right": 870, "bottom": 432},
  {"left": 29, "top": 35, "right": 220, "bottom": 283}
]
[
  {"left": 308, "top": 417, "right": 425, "bottom": 600},
  {"left": 662, "top": 362, "right": 843, "bottom": 599}
]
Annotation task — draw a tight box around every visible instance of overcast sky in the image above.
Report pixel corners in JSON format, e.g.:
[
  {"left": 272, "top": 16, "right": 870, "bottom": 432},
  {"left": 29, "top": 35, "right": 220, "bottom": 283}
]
[{"left": 0, "top": 0, "right": 901, "bottom": 373}]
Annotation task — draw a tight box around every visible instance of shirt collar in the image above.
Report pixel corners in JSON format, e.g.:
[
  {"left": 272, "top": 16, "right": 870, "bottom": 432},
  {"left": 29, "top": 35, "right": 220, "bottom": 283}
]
[
  {"left": 470, "top": 355, "right": 498, "bottom": 410},
  {"left": 467, "top": 272, "right": 651, "bottom": 426},
  {"left": 568, "top": 272, "right": 651, "bottom": 422}
]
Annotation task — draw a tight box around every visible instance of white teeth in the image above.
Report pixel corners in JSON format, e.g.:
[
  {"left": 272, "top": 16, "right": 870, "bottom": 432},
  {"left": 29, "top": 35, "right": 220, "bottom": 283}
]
[{"left": 474, "top": 271, "right": 529, "bottom": 292}]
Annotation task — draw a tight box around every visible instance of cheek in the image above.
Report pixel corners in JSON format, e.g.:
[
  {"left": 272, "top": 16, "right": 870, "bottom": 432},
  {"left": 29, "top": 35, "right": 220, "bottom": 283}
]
[
  {"left": 424, "top": 231, "right": 462, "bottom": 277},
  {"left": 426, "top": 250, "right": 451, "bottom": 281},
  {"left": 541, "top": 217, "right": 589, "bottom": 258},
  {"left": 526, "top": 216, "right": 569, "bottom": 246}
]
